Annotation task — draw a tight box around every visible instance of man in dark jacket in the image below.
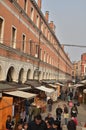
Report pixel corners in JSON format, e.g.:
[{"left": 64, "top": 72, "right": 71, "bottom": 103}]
[
  {"left": 28, "top": 114, "right": 47, "bottom": 130},
  {"left": 56, "top": 105, "right": 62, "bottom": 122},
  {"left": 67, "top": 119, "right": 76, "bottom": 130}
]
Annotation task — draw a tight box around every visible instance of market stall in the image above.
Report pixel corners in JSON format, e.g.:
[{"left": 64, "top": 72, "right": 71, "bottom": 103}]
[
  {"left": 31, "top": 86, "right": 55, "bottom": 112},
  {"left": 83, "top": 89, "right": 86, "bottom": 104},
  {"left": 3, "top": 90, "right": 37, "bottom": 123}
]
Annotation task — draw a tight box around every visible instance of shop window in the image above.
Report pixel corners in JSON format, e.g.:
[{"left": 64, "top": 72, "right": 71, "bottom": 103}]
[
  {"left": 22, "top": 34, "right": 26, "bottom": 52},
  {"left": 11, "top": 26, "right": 17, "bottom": 48},
  {"left": 24, "top": 0, "right": 27, "bottom": 13},
  {"left": 0, "top": 17, "right": 4, "bottom": 43},
  {"left": 30, "top": 7, "right": 34, "bottom": 21},
  {"left": 36, "top": 15, "right": 39, "bottom": 28}
]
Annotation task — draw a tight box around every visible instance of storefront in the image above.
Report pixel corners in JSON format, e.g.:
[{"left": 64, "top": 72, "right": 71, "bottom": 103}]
[
  {"left": 0, "top": 96, "right": 13, "bottom": 130},
  {"left": 1, "top": 90, "right": 36, "bottom": 129}
]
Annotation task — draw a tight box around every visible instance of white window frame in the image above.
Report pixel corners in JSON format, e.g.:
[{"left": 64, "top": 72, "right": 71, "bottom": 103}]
[
  {"left": 30, "top": 7, "right": 34, "bottom": 21},
  {"left": 0, "top": 16, "right": 5, "bottom": 44},
  {"left": 11, "top": 25, "right": 17, "bottom": 49},
  {"left": 36, "top": 15, "right": 39, "bottom": 28},
  {"left": 24, "top": 0, "right": 28, "bottom": 13},
  {"left": 22, "top": 33, "right": 26, "bottom": 53}
]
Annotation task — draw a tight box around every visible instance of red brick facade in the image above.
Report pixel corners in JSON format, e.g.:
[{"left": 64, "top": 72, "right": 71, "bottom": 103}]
[
  {"left": 0, "top": 0, "right": 72, "bottom": 82},
  {"left": 81, "top": 53, "right": 86, "bottom": 78}
]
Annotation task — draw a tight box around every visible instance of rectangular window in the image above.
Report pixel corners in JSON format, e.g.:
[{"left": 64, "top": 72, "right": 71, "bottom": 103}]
[
  {"left": 44, "top": 51, "right": 46, "bottom": 62},
  {"left": 24, "top": 0, "right": 27, "bottom": 12},
  {"left": 36, "top": 15, "right": 39, "bottom": 28},
  {"left": 22, "top": 34, "right": 26, "bottom": 52},
  {"left": 41, "top": 21, "right": 43, "bottom": 32},
  {"left": 35, "top": 45, "right": 39, "bottom": 57},
  {"left": 31, "top": 7, "right": 34, "bottom": 21},
  {"left": 0, "top": 17, "right": 4, "bottom": 43},
  {"left": 29, "top": 40, "right": 32, "bottom": 55},
  {"left": 11, "top": 26, "right": 16, "bottom": 48},
  {"left": 40, "top": 49, "right": 42, "bottom": 60}
]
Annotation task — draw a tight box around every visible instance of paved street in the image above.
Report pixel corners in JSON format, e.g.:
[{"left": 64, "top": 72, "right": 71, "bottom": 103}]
[{"left": 41, "top": 100, "right": 86, "bottom": 130}]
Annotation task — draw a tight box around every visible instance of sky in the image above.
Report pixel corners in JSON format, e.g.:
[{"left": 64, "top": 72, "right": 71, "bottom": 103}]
[{"left": 37, "top": 0, "right": 86, "bottom": 62}]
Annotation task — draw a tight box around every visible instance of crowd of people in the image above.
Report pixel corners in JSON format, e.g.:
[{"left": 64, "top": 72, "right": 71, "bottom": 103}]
[{"left": 6, "top": 89, "right": 84, "bottom": 130}]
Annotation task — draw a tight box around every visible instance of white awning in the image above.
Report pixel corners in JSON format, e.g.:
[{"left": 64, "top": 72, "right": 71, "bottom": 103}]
[
  {"left": 83, "top": 89, "right": 86, "bottom": 94},
  {"left": 36, "top": 86, "right": 55, "bottom": 93},
  {"left": 55, "top": 82, "right": 64, "bottom": 86},
  {"left": 49, "top": 84, "right": 57, "bottom": 88},
  {"left": 74, "top": 84, "right": 84, "bottom": 88},
  {"left": 18, "top": 87, "right": 31, "bottom": 90},
  {"left": 4, "top": 90, "right": 36, "bottom": 99},
  {"left": 80, "top": 80, "right": 86, "bottom": 84}
]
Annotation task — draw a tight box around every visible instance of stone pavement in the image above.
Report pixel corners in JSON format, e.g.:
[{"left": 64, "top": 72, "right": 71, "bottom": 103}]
[{"left": 41, "top": 100, "right": 86, "bottom": 130}]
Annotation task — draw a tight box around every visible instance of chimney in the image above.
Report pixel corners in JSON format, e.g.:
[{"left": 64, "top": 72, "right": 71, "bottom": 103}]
[
  {"left": 45, "top": 11, "right": 49, "bottom": 22},
  {"left": 49, "top": 21, "right": 55, "bottom": 33},
  {"left": 37, "top": 0, "right": 41, "bottom": 9}
]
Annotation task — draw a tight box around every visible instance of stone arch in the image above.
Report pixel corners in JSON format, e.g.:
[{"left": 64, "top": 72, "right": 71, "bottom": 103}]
[
  {"left": 42, "top": 72, "right": 45, "bottom": 79},
  {"left": 27, "top": 69, "right": 31, "bottom": 80},
  {"left": 48, "top": 73, "right": 50, "bottom": 79},
  {"left": 18, "top": 68, "right": 24, "bottom": 83},
  {"left": 39, "top": 71, "right": 42, "bottom": 81},
  {"left": 0, "top": 65, "right": 3, "bottom": 80},
  {"left": 33, "top": 69, "right": 39, "bottom": 80},
  {"left": 6, "top": 66, "right": 15, "bottom": 82},
  {"left": 46, "top": 73, "right": 48, "bottom": 79}
]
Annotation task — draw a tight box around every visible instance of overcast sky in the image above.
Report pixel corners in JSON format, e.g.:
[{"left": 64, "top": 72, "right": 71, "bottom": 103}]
[{"left": 37, "top": 0, "right": 86, "bottom": 62}]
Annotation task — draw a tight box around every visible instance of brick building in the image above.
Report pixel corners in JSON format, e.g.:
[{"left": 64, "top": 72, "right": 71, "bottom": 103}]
[
  {"left": 0, "top": 0, "right": 72, "bottom": 83},
  {"left": 72, "top": 60, "right": 81, "bottom": 82},
  {"left": 81, "top": 53, "right": 86, "bottom": 79}
]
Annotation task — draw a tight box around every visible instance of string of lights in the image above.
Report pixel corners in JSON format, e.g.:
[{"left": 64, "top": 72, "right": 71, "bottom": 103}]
[{"left": 62, "top": 44, "right": 86, "bottom": 48}]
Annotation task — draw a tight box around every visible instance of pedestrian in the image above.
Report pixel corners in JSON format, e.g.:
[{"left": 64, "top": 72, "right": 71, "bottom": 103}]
[
  {"left": 53, "top": 120, "right": 62, "bottom": 130},
  {"left": 20, "top": 108, "right": 26, "bottom": 123},
  {"left": 46, "top": 120, "right": 54, "bottom": 130},
  {"left": 28, "top": 114, "right": 47, "bottom": 130},
  {"left": 71, "top": 104, "right": 78, "bottom": 117},
  {"left": 23, "top": 122, "right": 28, "bottom": 130},
  {"left": 6, "top": 115, "right": 14, "bottom": 130},
  {"left": 56, "top": 105, "right": 63, "bottom": 123},
  {"left": 68, "top": 100, "right": 73, "bottom": 114},
  {"left": 63, "top": 104, "right": 69, "bottom": 125},
  {"left": 47, "top": 97, "right": 53, "bottom": 112},
  {"left": 17, "top": 123, "right": 24, "bottom": 130},
  {"left": 71, "top": 117, "right": 78, "bottom": 126},
  {"left": 67, "top": 118, "right": 76, "bottom": 130},
  {"left": 24, "top": 99, "right": 30, "bottom": 122},
  {"left": 69, "top": 91, "right": 73, "bottom": 100},
  {"left": 45, "top": 113, "right": 54, "bottom": 124}
]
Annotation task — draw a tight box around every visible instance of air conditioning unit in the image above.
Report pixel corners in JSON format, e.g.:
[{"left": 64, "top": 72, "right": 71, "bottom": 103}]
[{"left": 35, "top": 54, "right": 38, "bottom": 58}]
